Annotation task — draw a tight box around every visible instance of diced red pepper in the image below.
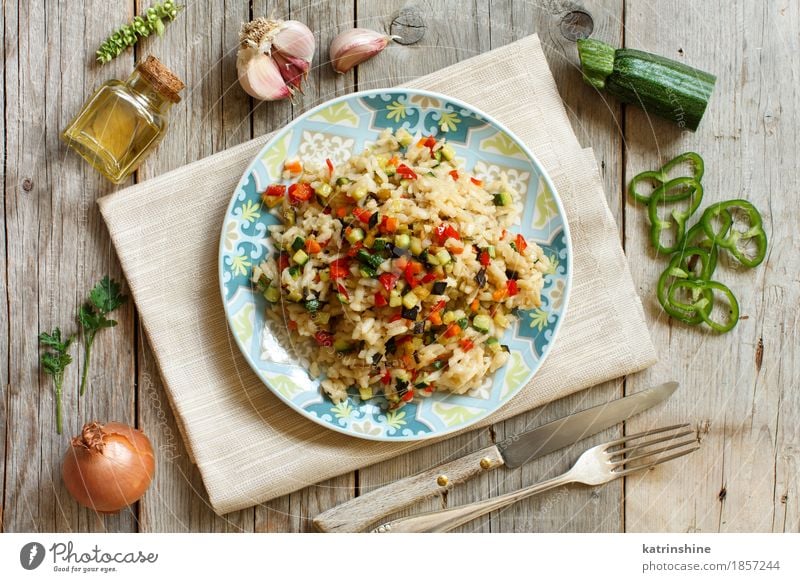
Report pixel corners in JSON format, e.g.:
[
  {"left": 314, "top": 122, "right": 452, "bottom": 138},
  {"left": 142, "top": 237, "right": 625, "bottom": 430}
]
[
  {"left": 459, "top": 339, "right": 474, "bottom": 351},
  {"left": 389, "top": 312, "right": 404, "bottom": 323},
  {"left": 381, "top": 370, "right": 392, "bottom": 385},
  {"left": 336, "top": 206, "right": 350, "bottom": 218},
  {"left": 378, "top": 273, "right": 399, "bottom": 293},
  {"left": 506, "top": 279, "right": 519, "bottom": 297},
  {"left": 449, "top": 170, "right": 459, "bottom": 181},
  {"left": 401, "top": 388, "right": 415, "bottom": 402},
  {"left": 404, "top": 263, "right": 418, "bottom": 288},
  {"left": 428, "top": 311, "right": 442, "bottom": 325},
  {"left": 326, "top": 158, "right": 334, "bottom": 176},
  {"left": 374, "top": 292, "right": 388, "bottom": 307},
  {"left": 346, "top": 241, "right": 364, "bottom": 258},
  {"left": 329, "top": 258, "right": 350, "bottom": 279},
  {"left": 288, "top": 182, "right": 313, "bottom": 204},
  {"left": 431, "top": 300, "right": 447, "bottom": 313},
  {"left": 515, "top": 233, "right": 528, "bottom": 253},
  {"left": 394, "top": 256, "right": 409, "bottom": 271},
  {"left": 323, "top": 207, "right": 332, "bottom": 215},
  {"left": 396, "top": 164, "right": 418, "bottom": 180},
  {"left": 479, "top": 250, "right": 491, "bottom": 266},
  {"left": 470, "top": 177, "right": 483, "bottom": 187},
  {"left": 314, "top": 330, "right": 333, "bottom": 346},
  {"left": 421, "top": 273, "right": 438, "bottom": 284},
  {"left": 423, "top": 136, "right": 436, "bottom": 150},
  {"left": 353, "top": 207, "right": 372, "bottom": 224},
  {"left": 264, "top": 184, "right": 286, "bottom": 197},
  {"left": 278, "top": 252, "right": 290, "bottom": 272},
  {"left": 287, "top": 320, "right": 298, "bottom": 331},
  {"left": 435, "top": 223, "right": 461, "bottom": 245},
  {"left": 402, "top": 354, "right": 415, "bottom": 369}
]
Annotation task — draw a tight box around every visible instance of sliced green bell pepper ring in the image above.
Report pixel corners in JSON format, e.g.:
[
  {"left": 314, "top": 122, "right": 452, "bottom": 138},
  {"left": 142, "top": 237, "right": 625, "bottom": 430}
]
[
  {"left": 648, "top": 178, "right": 703, "bottom": 254},
  {"left": 629, "top": 152, "right": 704, "bottom": 204},
  {"left": 668, "top": 279, "right": 740, "bottom": 333},
  {"left": 700, "top": 199, "right": 767, "bottom": 268},
  {"left": 656, "top": 253, "right": 713, "bottom": 325},
  {"left": 680, "top": 219, "right": 725, "bottom": 276},
  {"left": 672, "top": 245, "right": 717, "bottom": 281}
]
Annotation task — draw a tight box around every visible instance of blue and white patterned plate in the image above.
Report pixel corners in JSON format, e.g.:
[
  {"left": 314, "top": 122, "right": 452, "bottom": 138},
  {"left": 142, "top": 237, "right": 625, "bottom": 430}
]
[{"left": 219, "top": 89, "right": 572, "bottom": 441}]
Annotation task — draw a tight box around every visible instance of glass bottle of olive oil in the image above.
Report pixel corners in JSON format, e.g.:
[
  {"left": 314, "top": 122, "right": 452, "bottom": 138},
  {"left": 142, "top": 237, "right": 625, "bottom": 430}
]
[{"left": 61, "top": 55, "right": 184, "bottom": 184}]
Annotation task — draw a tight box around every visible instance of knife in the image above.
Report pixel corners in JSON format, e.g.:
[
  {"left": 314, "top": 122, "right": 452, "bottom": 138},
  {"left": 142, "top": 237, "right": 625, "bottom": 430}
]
[{"left": 313, "top": 381, "right": 678, "bottom": 532}]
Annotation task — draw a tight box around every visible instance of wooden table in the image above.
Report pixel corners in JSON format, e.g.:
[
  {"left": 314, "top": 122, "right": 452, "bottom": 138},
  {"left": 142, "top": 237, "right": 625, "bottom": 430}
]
[{"left": 2, "top": 0, "right": 797, "bottom": 533}]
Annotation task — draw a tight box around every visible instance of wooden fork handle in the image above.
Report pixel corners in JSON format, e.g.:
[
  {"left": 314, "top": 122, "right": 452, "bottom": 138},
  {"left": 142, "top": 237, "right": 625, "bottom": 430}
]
[{"left": 312, "top": 445, "right": 504, "bottom": 533}]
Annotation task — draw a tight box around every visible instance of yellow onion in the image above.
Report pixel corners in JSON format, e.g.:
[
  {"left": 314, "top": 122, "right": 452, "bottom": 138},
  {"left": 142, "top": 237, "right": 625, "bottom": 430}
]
[
  {"left": 62, "top": 421, "right": 156, "bottom": 513},
  {"left": 237, "top": 17, "right": 315, "bottom": 100}
]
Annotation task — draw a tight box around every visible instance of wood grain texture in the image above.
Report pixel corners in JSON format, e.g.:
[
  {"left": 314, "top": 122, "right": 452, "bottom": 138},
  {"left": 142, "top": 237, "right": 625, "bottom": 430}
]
[
  {"left": 621, "top": 0, "right": 800, "bottom": 533},
  {"left": 2, "top": 0, "right": 797, "bottom": 533}
]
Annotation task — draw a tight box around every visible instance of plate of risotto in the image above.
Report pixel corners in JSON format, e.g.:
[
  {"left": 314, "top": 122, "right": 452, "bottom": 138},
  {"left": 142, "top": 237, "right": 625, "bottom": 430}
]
[{"left": 220, "top": 89, "right": 571, "bottom": 441}]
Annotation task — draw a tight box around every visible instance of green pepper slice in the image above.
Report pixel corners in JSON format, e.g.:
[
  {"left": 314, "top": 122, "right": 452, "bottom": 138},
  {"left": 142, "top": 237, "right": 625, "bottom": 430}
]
[
  {"left": 679, "top": 221, "right": 724, "bottom": 277},
  {"left": 656, "top": 250, "right": 714, "bottom": 325},
  {"left": 648, "top": 178, "right": 703, "bottom": 254},
  {"left": 700, "top": 199, "right": 767, "bottom": 268},
  {"left": 668, "top": 279, "right": 739, "bottom": 333},
  {"left": 629, "top": 152, "right": 704, "bottom": 204}
]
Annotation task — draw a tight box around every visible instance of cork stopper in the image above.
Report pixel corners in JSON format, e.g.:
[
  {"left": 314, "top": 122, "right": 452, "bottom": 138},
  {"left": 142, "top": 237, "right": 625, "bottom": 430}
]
[{"left": 137, "top": 55, "right": 185, "bottom": 103}]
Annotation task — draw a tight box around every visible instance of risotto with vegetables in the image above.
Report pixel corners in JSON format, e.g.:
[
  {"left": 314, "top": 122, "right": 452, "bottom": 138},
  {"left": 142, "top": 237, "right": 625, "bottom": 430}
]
[{"left": 251, "top": 128, "right": 550, "bottom": 407}]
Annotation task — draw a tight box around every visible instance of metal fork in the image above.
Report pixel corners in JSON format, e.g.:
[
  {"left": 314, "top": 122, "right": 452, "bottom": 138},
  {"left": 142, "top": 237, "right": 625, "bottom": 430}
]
[{"left": 371, "top": 423, "right": 700, "bottom": 533}]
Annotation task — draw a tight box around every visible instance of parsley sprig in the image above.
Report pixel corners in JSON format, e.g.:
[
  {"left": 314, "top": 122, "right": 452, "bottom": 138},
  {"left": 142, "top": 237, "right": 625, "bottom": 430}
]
[
  {"left": 78, "top": 276, "right": 128, "bottom": 396},
  {"left": 39, "top": 328, "right": 75, "bottom": 435}
]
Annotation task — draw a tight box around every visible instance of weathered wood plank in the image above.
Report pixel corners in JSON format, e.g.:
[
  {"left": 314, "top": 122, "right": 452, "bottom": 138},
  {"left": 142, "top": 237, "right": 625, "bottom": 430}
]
[
  {"left": 3, "top": 0, "right": 138, "bottom": 533},
  {"left": 135, "top": 0, "right": 256, "bottom": 532},
  {"left": 252, "top": 0, "right": 358, "bottom": 533},
  {"left": 0, "top": 0, "right": 7, "bottom": 532},
  {"left": 622, "top": 0, "right": 800, "bottom": 533}
]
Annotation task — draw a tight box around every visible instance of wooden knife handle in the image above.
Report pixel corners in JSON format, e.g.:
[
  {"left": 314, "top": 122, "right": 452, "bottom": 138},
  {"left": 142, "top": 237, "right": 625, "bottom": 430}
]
[{"left": 312, "top": 444, "right": 504, "bottom": 533}]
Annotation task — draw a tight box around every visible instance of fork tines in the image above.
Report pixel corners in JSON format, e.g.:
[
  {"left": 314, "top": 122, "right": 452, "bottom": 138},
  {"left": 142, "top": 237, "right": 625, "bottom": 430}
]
[{"left": 605, "top": 423, "right": 700, "bottom": 476}]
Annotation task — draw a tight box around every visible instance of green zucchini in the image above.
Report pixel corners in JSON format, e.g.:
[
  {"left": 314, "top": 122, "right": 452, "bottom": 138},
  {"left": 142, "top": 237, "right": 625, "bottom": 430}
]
[{"left": 577, "top": 38, "right": 716, "bottom": 132}]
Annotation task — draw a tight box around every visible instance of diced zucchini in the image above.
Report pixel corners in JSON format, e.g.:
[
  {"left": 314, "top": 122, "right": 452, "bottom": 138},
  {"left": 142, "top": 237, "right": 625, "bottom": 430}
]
[
  {"left": 389, "top": 289, "right": 402, "bottom": 307},
  {"left": 394, "top": 233, "right": 411, "bottom": 249},
  {"left": 457, "top": 317, "right": 469, "bottom": 329},
  {"left": 336, "top": 177, "right": 351, "bottom": 186},
  {"left": 255, "top": 272, "right": 272, "bottom": 293},
  {"left": 409, "top": 236, "right": 423, "bottom": 256},
  {"left": 287, "top": 289, "right": 303, "bottom": 302},
  {"left": 358, "top": 386, "right": 373, "bottom": 400},
  {"left": 359, "top": 265, "right": 377, "bottom": 278},
  {"left": 485, "top": 337, "right": 501, "bottom": 353},
  {"left": 293, "top": 249, "right": 309, "bottom": 266},
  {"left": 288, "top": 265, "right": 301, "bottom": 279},
  {"left": 333, "top": 338, "right": 354, "bottom": 353},
  {"left": 319, "top": 269, "right": 330, "bottom": 282},
  {"left": 291, "top": 236, "right": 305, "bottom": 251},
  {"left": 396, "top": 128, "right": 413, "bottom": 147},
  {"left": 493, "top": 311, "right": 509, "bottom": 328},
  {"left": 315, "top": 183, "right": 333, "bottom": 197},
  {"left": 435, "top": 249, "right": 451, "bottom": 265},
  {"left": 442, "top": 311, "right": 456, "bottom": 325},
  {"left": 315, "top": 311, "right": 331, "bottom": 325},
  {"left": 346, "top": 228, "right": 365, "bottom": 245},
  {"left": 402, "top": 291, "right": 419, "bottom": 309},
  {"left": 336, "top": 292, "right": 349, "bottom": 304},
  {"left": 372, "top": 237, "right": 389, "bottom": 251},
  {"left": 487, "top": 245, "right": 496, "bottom": 258},
  {"left": 473, "top": 314, "right": 493, "bottom": 333},
  {"left": 283, "top": 208, "right": 296, "bottom": 226},
  {"left": 440, "top": 144, "right": 456, "bottom": 161},
  {"left": 263, "top": 286, "right": 281, "bottom": 303},
  {"left": 351, "top": 185, "right": 369, "bottom": 200},
  {"left": 493, "top": 191, "right": 513, "bottom": 206}
]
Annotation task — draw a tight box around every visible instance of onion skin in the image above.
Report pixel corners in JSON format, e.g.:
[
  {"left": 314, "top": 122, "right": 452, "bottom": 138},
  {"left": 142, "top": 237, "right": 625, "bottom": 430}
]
[{"left": 62, "top": 421, "right": 156, "bottom": 513}]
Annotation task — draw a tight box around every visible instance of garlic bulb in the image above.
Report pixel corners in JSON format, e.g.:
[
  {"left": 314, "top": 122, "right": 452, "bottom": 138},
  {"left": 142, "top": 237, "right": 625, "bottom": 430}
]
[
  {"left": 330, "top": 28, "right": 396, "bottom": 74},
  {"left": 237, "top": 17, "right": 315, "bottom": 101}
]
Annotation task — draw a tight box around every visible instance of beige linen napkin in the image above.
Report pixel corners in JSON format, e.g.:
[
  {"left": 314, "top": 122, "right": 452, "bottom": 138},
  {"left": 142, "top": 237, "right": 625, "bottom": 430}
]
[{"left": 98, "top": 34, "right": 656, "bottom": 514}]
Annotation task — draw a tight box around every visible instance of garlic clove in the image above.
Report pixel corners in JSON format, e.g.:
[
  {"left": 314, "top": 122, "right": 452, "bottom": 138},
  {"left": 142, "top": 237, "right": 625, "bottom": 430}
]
[
  {"left": 330, "top": 28, "right": 394, "bottom": 74},
  {"left": 237, "top": 47, "right": 292, "bottom": 101},
  {"left": 273, "top": 51, "right": 311, "bottom": 92},
  {"left": 273, "top": 19, "right": 316, "bottom": 63}
]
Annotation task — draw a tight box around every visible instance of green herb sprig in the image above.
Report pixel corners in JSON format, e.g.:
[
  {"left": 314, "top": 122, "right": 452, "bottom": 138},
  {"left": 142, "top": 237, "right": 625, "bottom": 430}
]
[
  {"left": 96, "top": 1, "right": 182, "bottom": 64},
  {"left": 39, "top": 328, "right": 76, "bottom": 435},
  {"left": 78, "top": 276, "right": 129, "bottom": 395}
]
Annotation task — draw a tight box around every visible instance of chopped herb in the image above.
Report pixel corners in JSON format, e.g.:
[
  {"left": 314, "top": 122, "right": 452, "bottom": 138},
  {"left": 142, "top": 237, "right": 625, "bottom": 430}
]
[{"left": 39, "top": 328, "right": 75, "bottom": 435}]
